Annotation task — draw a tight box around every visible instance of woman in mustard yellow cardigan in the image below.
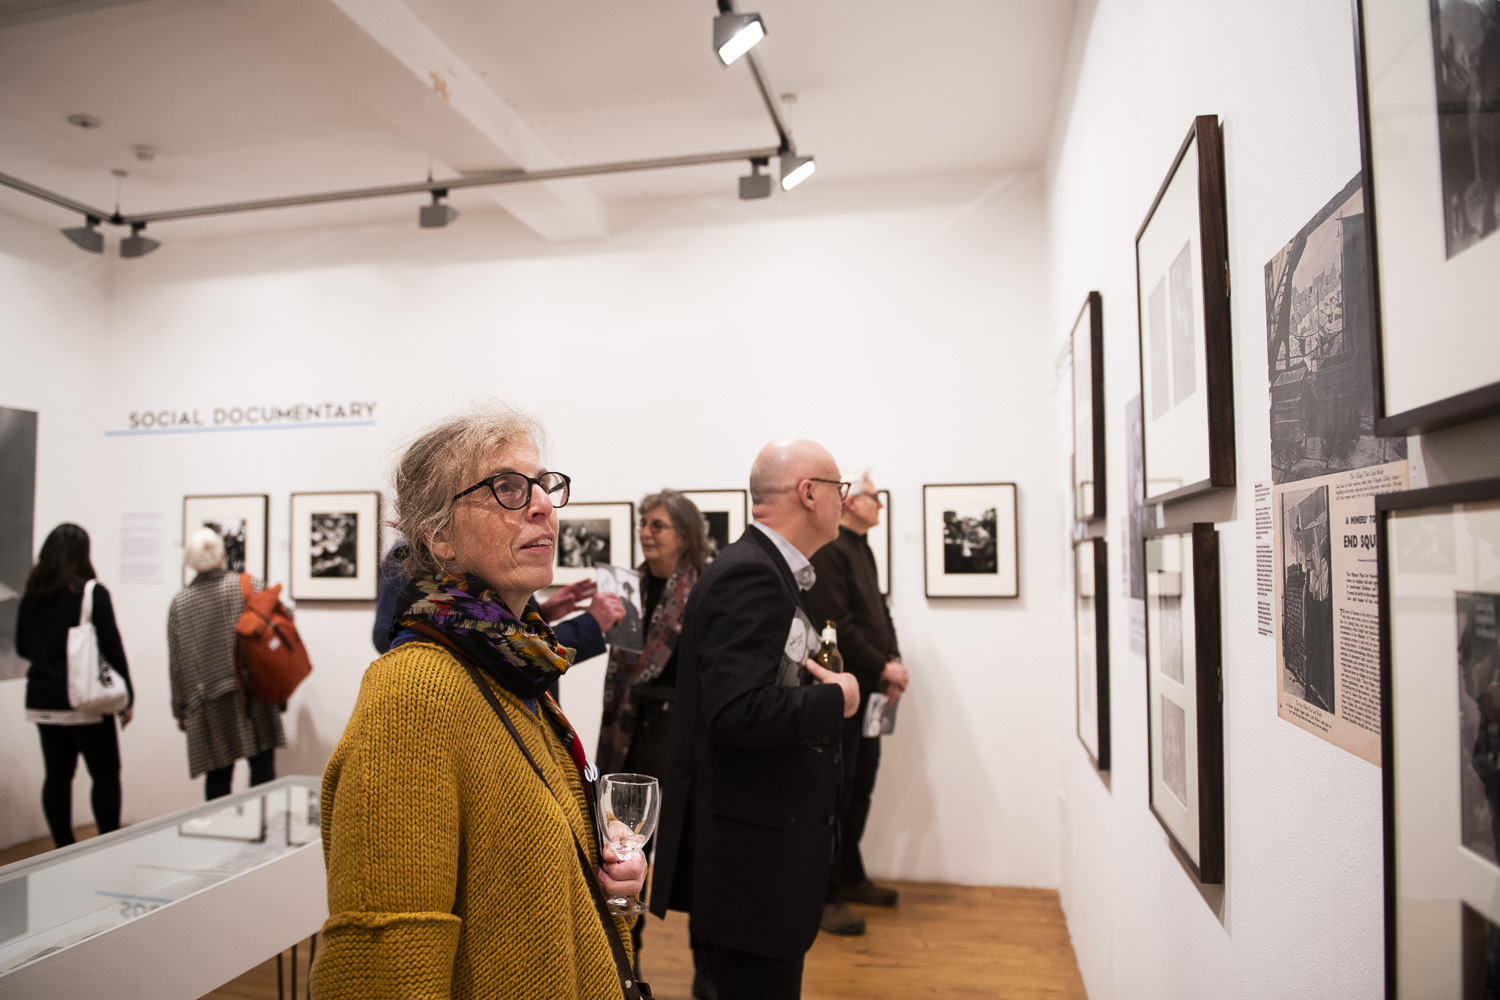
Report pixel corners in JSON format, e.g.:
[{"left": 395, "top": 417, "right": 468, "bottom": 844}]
[{"left": 312, "top": 406, "right": 647, "bottom": 1000}]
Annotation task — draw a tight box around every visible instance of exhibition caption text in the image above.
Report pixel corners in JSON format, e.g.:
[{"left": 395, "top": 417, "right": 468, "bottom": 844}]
[{"left": 108, "top": 400, "right": 378, "bottom": 436}]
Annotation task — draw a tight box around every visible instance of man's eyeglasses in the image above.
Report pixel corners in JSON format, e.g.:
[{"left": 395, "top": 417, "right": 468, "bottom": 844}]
[
  {"left": 453, "top": 471, "right": 571, "bottom": 511},
  {"left": 809, "top": 477, "right": 852, "bottom": 500},
  {"left": 638, "top": 518, "right": 677, "bottom": 535}
]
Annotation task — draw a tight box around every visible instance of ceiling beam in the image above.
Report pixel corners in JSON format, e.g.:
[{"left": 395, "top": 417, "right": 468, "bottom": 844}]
[{"left": 226, "top": 0, "right": 609, "bottom": 241}]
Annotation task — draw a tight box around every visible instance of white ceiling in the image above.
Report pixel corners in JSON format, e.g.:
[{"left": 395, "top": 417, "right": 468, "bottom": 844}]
[{"left": 0, "top": 0, "right": 1076, "bottom": 241}]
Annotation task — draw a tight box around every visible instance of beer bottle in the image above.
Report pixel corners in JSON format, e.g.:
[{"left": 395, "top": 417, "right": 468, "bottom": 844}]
[{"left": 815, "top": 621, "right": 844, "bottom": 673}]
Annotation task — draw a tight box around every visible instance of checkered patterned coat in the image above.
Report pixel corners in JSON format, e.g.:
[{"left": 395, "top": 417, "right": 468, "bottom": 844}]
[{"left": 167, "top": 569, "right": 285, "bottom": 778}]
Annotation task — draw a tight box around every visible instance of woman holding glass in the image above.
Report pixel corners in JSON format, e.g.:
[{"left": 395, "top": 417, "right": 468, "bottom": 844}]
[{"left": 312, "top": 405, "right": 648, "bottom": 1000}]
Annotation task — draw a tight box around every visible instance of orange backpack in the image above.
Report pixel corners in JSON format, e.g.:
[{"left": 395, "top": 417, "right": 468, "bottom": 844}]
[{"left": 234, "top": 573, "right": 313, "bottom": 703}]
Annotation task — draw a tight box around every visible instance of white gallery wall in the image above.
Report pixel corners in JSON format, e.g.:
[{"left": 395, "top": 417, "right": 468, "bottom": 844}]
[
  {"left": 0, "top": 170, "right": 1067, "bottom": 889},
  {"left": 1046, "top": 0, "right": 1500, "bottom": 998}
]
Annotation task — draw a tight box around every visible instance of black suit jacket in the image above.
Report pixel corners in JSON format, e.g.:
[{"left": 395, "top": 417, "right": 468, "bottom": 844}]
[{"left": 650, "top": 527, "right": 846, "bottom": 959}]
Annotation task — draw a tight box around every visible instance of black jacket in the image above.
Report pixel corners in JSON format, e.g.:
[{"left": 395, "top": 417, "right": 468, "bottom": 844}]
[
  {"left": 18, "top": 583, "right": 134, "bottom": 712},
  {"left": 806, "top": 525, "right": 901, "bottom": 696},
  {"left": 650, "top": 527, "right": 845, "bottom": 959}
]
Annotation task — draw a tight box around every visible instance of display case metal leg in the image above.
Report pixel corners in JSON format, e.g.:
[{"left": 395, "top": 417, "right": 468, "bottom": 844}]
[
  {"left": 291, "top": 942, "right": 298, "bottom": 1000},
  {"left": 306, "top": 933, "right": 317, "bottom": 1000},
  {"left": 276, "top": 950, "right": 285, "bottom": 1000}
]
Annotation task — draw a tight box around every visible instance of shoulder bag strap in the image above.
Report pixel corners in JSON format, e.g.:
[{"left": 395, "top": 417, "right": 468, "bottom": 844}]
[
  {"left": 79, "top": 579, "right": 96, "bottom": 627},
  {"left": 404, "top": 621, "right": 649, "bottom": 1000}
]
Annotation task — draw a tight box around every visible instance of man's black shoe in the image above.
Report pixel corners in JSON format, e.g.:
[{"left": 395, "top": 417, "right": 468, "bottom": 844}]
[{"left": 839, "top": 879, "right": 900, "bottom": 907}]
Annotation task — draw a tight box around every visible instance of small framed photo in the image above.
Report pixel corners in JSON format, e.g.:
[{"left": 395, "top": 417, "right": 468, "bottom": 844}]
[
  {"left": 1075, "top": 538, "right": 1110, "bottom": 770},
  {"left": 680, "top": 490, "right": 748, "bottom": 563},
  {"left": 1144, "top": 523, "right": 1224, "bottom": 883},
  {"left": 868, "top": 490, "right": 892, "bottom": 597},
  {"left": 1135, "top": 115, "right": 1236, "bottom": 505},
  {"left": 182, "top": 494, "right": 268, "bottom": 587},
  {"left": 289, "top": 491, "right": 381, "bottom": 601},
  {"left": 1354, "top": 0, "right": 1500, "bottom": 434},
  {"left": 1377, "top": 477, "right": 1500, "bottom": 995},
  {"left": 554, "top": 501, "right": 635, "bottom": 586},
  {"left": 1072, "top": 291, "right": 1107, "bottom": 521},
  {"left": 922, "top": 483, "right": 1019, "bottom": 598}
]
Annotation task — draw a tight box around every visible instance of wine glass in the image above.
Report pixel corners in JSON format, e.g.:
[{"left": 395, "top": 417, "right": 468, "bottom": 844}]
[{"left": 595, "top": 772, "right": 660, "bottom": 915}]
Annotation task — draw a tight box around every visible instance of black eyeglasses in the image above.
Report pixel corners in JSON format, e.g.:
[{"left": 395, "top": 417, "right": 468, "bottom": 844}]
[
  {"left": 453, "top": 471, "right": 571, "bottom": 511},
  {"left": 638, "top": 518, "right": 676, "bottom": 535},
  {"left": 809, "top": 477, "right": 852, "bottom": 500}
]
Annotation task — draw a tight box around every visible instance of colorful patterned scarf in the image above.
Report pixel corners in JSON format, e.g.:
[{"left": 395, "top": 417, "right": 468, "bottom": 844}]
[
  {"left": 394, "top": 573, "right": 574, "bottom": 700},
  {"left": 595, "top": 562, "right": 698, "bottom": 773}
]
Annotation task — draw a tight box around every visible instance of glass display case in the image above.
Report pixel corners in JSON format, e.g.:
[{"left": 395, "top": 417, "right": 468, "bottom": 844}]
[{"left": 0, "top": 776, "right": 326, "bottom": 1000}]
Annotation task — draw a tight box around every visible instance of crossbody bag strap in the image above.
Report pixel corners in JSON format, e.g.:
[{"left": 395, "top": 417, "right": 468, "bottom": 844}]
[{"left": 403, "top": 621, "right": 650, "bottom": 1000}]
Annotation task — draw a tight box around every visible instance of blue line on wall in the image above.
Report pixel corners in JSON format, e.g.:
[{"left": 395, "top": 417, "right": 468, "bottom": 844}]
[{"left": 105, "top": 421, "right": 377, "bottom": 437}]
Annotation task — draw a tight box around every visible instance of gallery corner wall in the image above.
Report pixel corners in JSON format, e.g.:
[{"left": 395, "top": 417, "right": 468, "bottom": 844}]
[
  {"left": 0, "top": 171, "right": 1070, "bottom": 889},
  {"left": 1046, "top": 0, "right": 1500, "bottom": 998}
]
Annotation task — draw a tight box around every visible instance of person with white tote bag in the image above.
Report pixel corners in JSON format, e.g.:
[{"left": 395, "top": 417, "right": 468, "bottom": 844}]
[{"left": 18, "top": 523, "right": 134, "bottom": 848}]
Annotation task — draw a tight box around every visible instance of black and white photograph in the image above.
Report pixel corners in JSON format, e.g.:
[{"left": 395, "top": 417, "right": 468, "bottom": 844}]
[
  {"left": 1144, "top": 524, "right": 1224, "bottom": 884},
  {"left": 1265, "top": 175, "right": 1406, "bottom": 483},
  {"left": 1135, "top": 115, "right": 1234, "bottom": 505},
  {"left": 553, "top": 502, "right": 635, "bottom": 587},
  {"left": 289, "top": 492, "right": 380, "bottom": 600},
  {"left": 0, "top": 406, "right": 37, "bottom": 683},
  {"left": 1356, "top": 0, "right": 1500, "bottom": 432},
  {"left": 1072, "top": 291, "right": 1106, "bottom": 522},
  {"left": 1379, "top": 480, "right": 1500, "bottom": 995},
  {"left": 1431, "top": 0, "right": 1500, "bottom": 260},
  {"left": 1463, "top": 902, "right": 1500, "bottom": 999},
  {"left": 596, "top": 563, "right": 645, "bottom": 652},
  {"left": 943, "top": 505, "right": 998, "bottom": 575},
  {"left": 1458, "top": 590, "right": 1500, "bottom": 867},
  {"left": 679, "top": 490, "right": 748, "bottom": 563},
  {"left": 182, "top": 494, "right": 268, "bottom": 587},
  {"left": 1124, "top": 395, "right": 1149, "bottom": 654},
  {"left": 1075, "top": 537, "right": 1110, "bottom": 770},
  {"left": 1280, "top": 485, "right": 1334, "bottom": 713},
  {"left": 923, "top": 483, "right": 1018, "bottom": 598}
]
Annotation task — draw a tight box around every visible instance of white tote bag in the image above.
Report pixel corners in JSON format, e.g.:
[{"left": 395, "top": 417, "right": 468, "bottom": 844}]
[{"left": 68, "top": 580, "right": 129, "bottom": 715}]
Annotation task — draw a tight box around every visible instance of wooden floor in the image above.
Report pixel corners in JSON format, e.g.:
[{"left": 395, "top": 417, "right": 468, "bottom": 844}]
[{"left": 1, "top": 830, "right": 1086, "bottom": 1000}]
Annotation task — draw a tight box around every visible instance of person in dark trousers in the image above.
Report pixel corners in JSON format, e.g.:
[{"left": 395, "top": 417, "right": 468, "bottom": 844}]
[
  {"left": 806, "top": 474, "right": 910, "bottom": 935},
  {"left": 168, "top": 528, "right": 285, "bottom": 799},
  {"left": 652, "top": 439, "right": 860, "bottom": 1000},
  {"left": 18, "top": 523, "right": 134, "bottom": 847}
]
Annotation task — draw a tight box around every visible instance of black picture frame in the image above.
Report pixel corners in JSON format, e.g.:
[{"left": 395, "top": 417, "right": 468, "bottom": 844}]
[
  {"left": 288, "top": 491, "right": 381, "bottom": 601},
  {"left": 1135, "top": 115, "right": 1236, "bottom": 505},
  {"left": 1072, "top": 291, "right": 1107, "bottom": 522},
  {"left": 678, "top": 489, "right": 749, "bottom": 564},
  {"left": 1377, "top": 476, "right": 1500, "bottom": 996},
  {"left": 1143, "top": 522, "right": 1224, "bottom": 883},
  {"left": 553, "top": 501, "right": 635, "bottom": 586},
  {"left": 182, "top": 494, "right": 270, "bottom": 587},
  {"left": 1075, "top": 537, "right": 1111, "bottom": 770},
  {"left": 1352, "top": 1, "right": 1500, "bottom": 436},
  {"left": 922, "top": 483, "right": 1019, "bottom": 599}
]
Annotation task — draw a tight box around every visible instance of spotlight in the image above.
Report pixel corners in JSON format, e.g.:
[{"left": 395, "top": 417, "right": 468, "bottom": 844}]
[
  {"left": 119, "top": 223, "right": 160, "bottom": 259},
  {"left": 739, "top": 158, "right": 771, "bottom": 200},
  {"left": 714, "top": 10, "right": 765, "bottom": 66},
  {"left": 62, "top": 216, "right": 104, "bottom": 254},
  {"left": 779, "top": 151, "right": 815, "bottom": 191},
  {"left": 419, "top": 190, "right": 459, "bottom": 228}
]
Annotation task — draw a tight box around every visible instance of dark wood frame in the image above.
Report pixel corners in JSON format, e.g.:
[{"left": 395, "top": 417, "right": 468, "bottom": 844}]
[
  {"left": 287, "top": 490, "right": 381, "bottom": 601},
  {"left": 1143, "top": 522, "right": 1224, "bottom": 883},
  {"left": 181, "top": 493, "right": 269, "bottom": 587},
  {"left": 1072, "top": 291, "right": 1107, "bottom": 522},
  {"left": 1075, "top": 537, "right": 1111, "bottom": 770},
  {"left": 678, "top": 489, "right": 749, "bottom": 565},
  {"left": 1376, "top": 476, "right": 1500, "bottom": 996},
  {"left": 921, "top": 482, "right": 1020, "bottom": 599},
  {"left": 554, "top": 501, "right": 635, "bottom": 582},
  {"left": 1134, "top": 115, "right": 1236, "bottom": 506},
  {"left": 1352, "top": 3, "right": 1500, "bottom": 436}
]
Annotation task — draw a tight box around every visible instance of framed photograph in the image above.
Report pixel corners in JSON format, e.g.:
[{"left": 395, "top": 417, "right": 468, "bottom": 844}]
[
  {"left": 1072, "top": 291, "right": 1107, "bottom": 521},
  {"left": 182, "top": 494, "right": 268, "bottom": 587},
  {"left": 1377, "top": 477, "right": 1500, "bottom": 995},
  {"left": 868, "top": 490, "right": 892, "bottom": 597},
  {"left": 922, "top": 483, "right": 1019, "bottom": 598},
  {"left": 288, "top": 492, "right": 380, "bottom": 601},
  {"left": 553, "top": 501, "right": 634, "bottom": 586},
  {"left": 1075, "top": 538, "right": 1111, "bottom": 770},
  {"left": 0, "top": 405, "right": 37, "bottom": 683},
  {"left": 1144, "top": 523, "right": 1224, "bottom": 883},
  {"left": 680, "top": 490, "right": 748, "bottom": 563},
  {"left": 1135, "top": 115, "right": 1236, "bottom": 505},
  {"left": 1354, "top": 0, "right": 1500, "bottom": 434}
]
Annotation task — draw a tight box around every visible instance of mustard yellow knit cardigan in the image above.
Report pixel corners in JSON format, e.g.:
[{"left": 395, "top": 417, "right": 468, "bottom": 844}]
[{"left": 310, "top": 641, "right": 634, "bottom": 1000}]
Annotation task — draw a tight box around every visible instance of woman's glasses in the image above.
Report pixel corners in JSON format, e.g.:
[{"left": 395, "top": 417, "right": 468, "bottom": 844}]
[
  {"left": 638, "top": 518, "right": 676, "bottom": 535},
  {"left": 452, "top": 471, "right": 571, "bottom": 511}
]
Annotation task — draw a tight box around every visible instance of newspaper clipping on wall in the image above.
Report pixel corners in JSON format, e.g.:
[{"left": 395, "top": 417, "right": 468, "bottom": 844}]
[{"left": 1264, "top": 174, "right": 1407, "bottom": 764}]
